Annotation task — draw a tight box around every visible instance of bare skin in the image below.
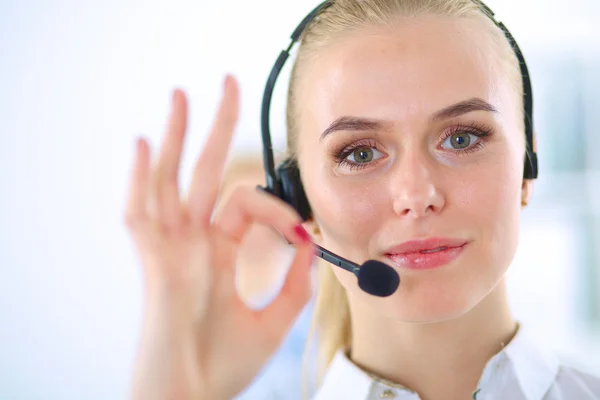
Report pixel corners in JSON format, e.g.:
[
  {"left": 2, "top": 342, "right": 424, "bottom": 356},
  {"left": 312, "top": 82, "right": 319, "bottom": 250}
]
[{"left": 125, "top": 76, "right": 315, "bottom": 400}]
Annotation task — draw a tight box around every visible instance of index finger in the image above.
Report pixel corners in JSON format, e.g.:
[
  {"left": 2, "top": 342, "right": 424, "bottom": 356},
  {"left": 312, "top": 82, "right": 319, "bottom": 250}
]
[{"left": 187, "top": 75, "right": 240, "bottom": 227}]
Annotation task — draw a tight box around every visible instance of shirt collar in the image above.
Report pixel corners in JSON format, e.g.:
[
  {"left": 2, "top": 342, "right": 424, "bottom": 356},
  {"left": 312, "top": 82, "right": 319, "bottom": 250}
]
[
  {"left": 483, "top": 323, "right": 560, "bottom": 400},
  {"left": 313, "top": 349, "right": 376, "bottom": 399},
  {"left": 313, "top": 323, "right": 560, "bottom": 400}
]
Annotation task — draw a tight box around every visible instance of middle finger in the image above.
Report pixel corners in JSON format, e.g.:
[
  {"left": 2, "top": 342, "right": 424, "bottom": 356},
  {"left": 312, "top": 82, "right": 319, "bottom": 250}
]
[{"left": 187, "top": 75, "right": 240, "bottom": 228}]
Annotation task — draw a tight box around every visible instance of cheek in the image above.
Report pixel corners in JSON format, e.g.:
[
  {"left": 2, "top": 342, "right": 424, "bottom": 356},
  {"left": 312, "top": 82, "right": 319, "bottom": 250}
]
[
  {"left": 307, "top": 171, "right": 389, "bottom": 253},
  {"left": 450, "top": 147, "right": 523, "bottom": 298},
  {"left": 455, "top": 167, "right": 519, "bottom": 222},
  {"left": 457, "top": 149, "right": 523, "bottom": 240}
]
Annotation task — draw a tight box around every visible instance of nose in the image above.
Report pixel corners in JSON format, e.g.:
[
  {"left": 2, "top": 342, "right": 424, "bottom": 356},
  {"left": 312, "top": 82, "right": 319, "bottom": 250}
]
[{"left": 391, "top": 151, "right": 445, "bottom": 218}]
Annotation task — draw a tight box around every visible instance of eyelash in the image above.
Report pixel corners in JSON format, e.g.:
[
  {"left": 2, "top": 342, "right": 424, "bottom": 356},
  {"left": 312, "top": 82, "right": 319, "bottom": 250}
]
[
  {"left": 332, "top": 138, "right": 381, "bottom": 171},
  {"left": 331, "top": 122, "right": 494, "bottom": 171}
]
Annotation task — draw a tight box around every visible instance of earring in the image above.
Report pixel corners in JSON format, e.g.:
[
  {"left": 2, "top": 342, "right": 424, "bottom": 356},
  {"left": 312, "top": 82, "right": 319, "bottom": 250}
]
[{"left": 521, "top": 199, "right": 528, "bottom": 207}]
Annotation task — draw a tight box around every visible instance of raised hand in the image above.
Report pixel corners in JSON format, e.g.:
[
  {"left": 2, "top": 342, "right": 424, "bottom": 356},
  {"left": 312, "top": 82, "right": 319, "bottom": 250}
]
[{"left": 125, "top": 76, "right": 315, "bottom": 400}]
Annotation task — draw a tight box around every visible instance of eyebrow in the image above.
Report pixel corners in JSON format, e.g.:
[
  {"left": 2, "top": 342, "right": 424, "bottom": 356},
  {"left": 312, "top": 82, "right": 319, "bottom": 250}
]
[{"left": 319, "top": 97, "right": 498, "bottom": 141}]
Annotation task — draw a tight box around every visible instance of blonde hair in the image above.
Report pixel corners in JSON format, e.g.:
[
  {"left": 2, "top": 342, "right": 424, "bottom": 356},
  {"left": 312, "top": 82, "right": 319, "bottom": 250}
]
[{"left": 285, "top": 0, "right": 526, "bottom": 392}]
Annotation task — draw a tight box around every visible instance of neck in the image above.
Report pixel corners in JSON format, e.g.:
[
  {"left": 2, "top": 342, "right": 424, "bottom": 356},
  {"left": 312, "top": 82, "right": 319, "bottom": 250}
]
[{"left": 348, "top": 279, "right": 517, "bottom": 400}]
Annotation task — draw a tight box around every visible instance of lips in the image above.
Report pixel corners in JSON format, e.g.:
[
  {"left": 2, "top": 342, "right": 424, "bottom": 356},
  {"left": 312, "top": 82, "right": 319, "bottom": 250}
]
[
  {"left": 383, "top": 238, "right": 470, "bottom": 270},
  {"left": 385, "top": 238, "right": 468, "bottom": 255},
  {"left": 419, "top": 246, "right": 450, "bottom": 254}
]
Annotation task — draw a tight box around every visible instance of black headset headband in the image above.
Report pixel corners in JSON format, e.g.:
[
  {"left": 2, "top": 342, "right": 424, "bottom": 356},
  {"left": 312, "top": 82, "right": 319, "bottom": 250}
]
[{"left": 260, "top": 0, "right": 539, "bottom": 221}]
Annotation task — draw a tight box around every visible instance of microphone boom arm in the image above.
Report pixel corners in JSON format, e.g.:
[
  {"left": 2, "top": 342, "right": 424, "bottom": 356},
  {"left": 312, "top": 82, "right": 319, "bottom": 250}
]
[{"left": 315, "top": 244, "right": 360, "bottom": 275}]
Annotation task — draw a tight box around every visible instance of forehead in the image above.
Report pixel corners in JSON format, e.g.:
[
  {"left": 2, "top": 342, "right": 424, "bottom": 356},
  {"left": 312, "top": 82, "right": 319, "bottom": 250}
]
[{"left": 298, "top": 16, "right": 511, "bottom": 130}]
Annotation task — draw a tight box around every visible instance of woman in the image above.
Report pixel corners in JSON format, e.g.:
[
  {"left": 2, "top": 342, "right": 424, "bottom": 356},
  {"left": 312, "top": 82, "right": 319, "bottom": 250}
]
[{"left": 124, "top": 0, "right": 600, "bottom": 399}]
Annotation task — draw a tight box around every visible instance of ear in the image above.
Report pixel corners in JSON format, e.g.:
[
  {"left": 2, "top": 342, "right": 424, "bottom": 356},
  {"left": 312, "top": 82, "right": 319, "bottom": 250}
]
[
  {"left": 522, "top": 131, "right": 537, "bottom": 207},
  {"left": 521, "top": 179, "right": 533, "bottom": 207}
]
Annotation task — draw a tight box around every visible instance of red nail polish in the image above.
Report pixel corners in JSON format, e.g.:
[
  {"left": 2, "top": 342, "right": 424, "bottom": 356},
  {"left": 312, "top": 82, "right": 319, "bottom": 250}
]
[{"left": 294, "top": 224, "right": 311, "bottom": 243}]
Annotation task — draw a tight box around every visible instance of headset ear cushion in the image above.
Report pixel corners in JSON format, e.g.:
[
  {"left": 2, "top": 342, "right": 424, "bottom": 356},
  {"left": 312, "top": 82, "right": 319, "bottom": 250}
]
[
  {"left": 524, "top": 151, "right": 538, "bottom": 179},
  {"left": 277, "top": 159, "right": 312, "bottom": 221}
]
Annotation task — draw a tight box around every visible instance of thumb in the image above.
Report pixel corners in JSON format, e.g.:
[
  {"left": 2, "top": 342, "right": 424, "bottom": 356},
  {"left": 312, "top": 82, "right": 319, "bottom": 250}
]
[{"left": 255, "top": 241, "right": 315, "bottom": 337}]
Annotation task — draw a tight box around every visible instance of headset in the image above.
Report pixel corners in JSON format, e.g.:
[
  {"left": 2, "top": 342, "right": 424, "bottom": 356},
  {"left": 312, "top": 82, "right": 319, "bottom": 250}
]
[{"left": 258, "top": 0, "right": 539, "bottom": 297}]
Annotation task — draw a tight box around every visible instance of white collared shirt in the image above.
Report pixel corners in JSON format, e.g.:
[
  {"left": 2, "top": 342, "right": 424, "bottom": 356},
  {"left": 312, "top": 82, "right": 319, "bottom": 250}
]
[{"left": 312, "top": 326, "right": 600, "bottom": 400}]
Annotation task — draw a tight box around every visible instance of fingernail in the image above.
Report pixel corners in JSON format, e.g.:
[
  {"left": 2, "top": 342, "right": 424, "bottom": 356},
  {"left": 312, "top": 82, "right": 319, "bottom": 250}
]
[{"left": 294, "top": 224, "right": 311, "bottom": 243}]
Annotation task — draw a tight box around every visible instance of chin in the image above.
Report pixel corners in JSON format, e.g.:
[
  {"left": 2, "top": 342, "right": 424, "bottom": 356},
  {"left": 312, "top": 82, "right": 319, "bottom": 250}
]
[
  {"left": 397, "top": 289, "right": 476, "bottom": 323},
  {"left": 348, "top": 270, "right": 489, "bottom": 323},
  {"left": 391, "top": 299, "right": 475, "bottom": 324}
]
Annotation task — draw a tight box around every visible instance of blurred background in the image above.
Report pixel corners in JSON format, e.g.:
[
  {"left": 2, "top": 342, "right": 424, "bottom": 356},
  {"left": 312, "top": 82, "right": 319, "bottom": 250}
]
[{"left": 0, "top": 0, "right": 599, "bottom": 398}]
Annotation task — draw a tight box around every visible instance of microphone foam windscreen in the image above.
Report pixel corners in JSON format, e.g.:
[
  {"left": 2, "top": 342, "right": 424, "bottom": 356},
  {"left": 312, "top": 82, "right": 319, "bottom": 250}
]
[{"left": 357, "top": 261, "right": 400, "bottom": 297}]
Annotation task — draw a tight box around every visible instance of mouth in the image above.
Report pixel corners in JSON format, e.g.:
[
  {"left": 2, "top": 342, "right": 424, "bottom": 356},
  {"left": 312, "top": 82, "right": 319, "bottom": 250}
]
[
  {"left": 418, "top": 246, "right": 452, "bottom": 254},
  {"left": 384, "top": 238, "right": 469, "bottom": 271}
]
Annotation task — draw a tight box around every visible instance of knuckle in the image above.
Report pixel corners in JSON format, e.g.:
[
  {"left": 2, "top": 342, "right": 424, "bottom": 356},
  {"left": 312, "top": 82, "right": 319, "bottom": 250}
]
[
  {"left": 223, "top": 185, "right": 255, "bottom": 213},
  {"left": 152, "top": 167, "right": 167, "bottom": 188},
  {"left": 230, "top": 184, "right": 253, "bottom": 201},
  {"left": 161, "top": 216, "right": 186, "bottom": 237},
  {"left": 221, "top": 184, "right": 300, "bottom": 227},
  {"left": 254, "top": 188, "right": 298, "bottom": 216}
]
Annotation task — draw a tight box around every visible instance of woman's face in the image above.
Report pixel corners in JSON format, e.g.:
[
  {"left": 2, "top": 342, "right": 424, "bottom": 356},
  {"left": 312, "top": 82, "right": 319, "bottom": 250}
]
[{"left": 296, "top": 16, "right": 529, "bottom": 322}]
